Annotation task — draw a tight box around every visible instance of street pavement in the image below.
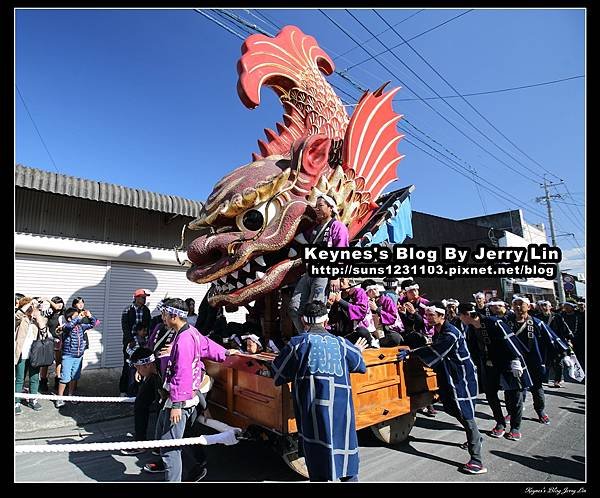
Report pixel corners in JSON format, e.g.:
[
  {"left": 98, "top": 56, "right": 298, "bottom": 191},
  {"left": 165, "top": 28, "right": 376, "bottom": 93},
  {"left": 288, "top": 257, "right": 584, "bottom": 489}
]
[{"left": 15, "top": 378, "right": 585, "bottom": 483}]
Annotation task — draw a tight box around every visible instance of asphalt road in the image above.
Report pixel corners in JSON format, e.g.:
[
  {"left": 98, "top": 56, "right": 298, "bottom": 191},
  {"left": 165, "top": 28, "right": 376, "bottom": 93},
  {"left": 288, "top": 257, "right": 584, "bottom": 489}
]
[{"left": 14, "top": 380, "right": 585, "bottom": 483}]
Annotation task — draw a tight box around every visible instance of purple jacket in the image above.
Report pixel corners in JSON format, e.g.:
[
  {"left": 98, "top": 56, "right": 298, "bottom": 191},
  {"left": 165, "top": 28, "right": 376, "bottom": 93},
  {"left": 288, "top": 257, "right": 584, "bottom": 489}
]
[
  {"left": 378, "top": 294, "right": 403, "bottom": 330},
  {"left": 147, "top": 323, "right": 172, "bottom": 377},
  {"left": 339, "top": 288, "right": 375, "bottom": 331},
  {"left": 303, "top": 219, "right": 349, "bottom": 248},
  {"left": 165, "top": 323, "right": 226, "bottom": 403}
]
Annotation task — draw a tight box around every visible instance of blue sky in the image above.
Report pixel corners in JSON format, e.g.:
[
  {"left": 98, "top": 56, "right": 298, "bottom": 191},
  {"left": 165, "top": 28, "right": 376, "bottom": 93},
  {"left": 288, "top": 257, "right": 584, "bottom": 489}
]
[{"left": 15, "top": 8, "right": 585, "bottom": 275}]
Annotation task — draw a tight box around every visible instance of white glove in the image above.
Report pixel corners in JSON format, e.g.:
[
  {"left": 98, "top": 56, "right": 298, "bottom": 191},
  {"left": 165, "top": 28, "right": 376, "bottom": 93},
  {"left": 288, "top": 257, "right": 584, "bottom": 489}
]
[
  {"left": 204, "top": 429, "right": 241, "bottom": 446},
  {"left": 562, "top": 355, "right": 574, "bottom": 368},
  {"left": 510, "top": 359, "right": 523, "bottom": 378}
]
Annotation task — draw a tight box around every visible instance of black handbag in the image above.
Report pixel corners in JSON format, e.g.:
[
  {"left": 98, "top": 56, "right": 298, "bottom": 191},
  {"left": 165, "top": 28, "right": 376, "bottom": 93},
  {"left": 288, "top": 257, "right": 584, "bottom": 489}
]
[{"left": 29, "top": 329, "right": 55, "bottom": 368}]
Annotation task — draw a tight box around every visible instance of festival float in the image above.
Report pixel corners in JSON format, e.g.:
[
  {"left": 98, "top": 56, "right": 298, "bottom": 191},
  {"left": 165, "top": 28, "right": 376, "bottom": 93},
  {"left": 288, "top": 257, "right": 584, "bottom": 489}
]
[{"left": 183, "top": 25, "right": 437, "bottom": 476}]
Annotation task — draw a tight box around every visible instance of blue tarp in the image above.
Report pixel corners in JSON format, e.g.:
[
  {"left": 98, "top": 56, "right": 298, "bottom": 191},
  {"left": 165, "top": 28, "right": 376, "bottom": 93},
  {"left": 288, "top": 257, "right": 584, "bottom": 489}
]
[{"left": 367, "top": 196, "right": 413, "bottom": 245}]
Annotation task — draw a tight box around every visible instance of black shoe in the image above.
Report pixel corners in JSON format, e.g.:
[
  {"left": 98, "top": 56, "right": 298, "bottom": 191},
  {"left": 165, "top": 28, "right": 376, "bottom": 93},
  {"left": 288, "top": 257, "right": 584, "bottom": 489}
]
[
  {"left": 29, "top": 399, "right": 43, "bottom": 411},
  {"left": 186, "top": 466, "right": 208, "bottom": 482}
]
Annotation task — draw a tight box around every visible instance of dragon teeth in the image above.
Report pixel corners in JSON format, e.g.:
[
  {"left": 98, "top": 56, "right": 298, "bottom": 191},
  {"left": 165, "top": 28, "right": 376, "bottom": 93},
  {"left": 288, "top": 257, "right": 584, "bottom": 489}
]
[
  {"left": 236, "top": 281, "right": 244, "bottom": 289},
  {"left": 255, "top": 255, "right": 266, "bottom": 267},
  {"left": 288, "top": 248, "right": 297, "bottom": 258},
  {"left": 227, "top": 283, "right": 235, "bottom": 291},
  {"left": 243, "top": 263, "right": 251, "bottom": 273},
  {"left": 231, "top": 271, "right": 238, "bottom": 279},
  {"left": 246, "top": 278, "right": 253, "bottom": 285},
  {"left": 256, "top": 271, "right": 265, "bottom": 279}
]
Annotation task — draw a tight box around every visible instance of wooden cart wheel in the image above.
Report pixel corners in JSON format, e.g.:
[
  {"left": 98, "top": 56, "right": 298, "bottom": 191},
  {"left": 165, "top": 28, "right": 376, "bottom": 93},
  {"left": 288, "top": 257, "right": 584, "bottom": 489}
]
[
  {"left": 281, "top": 451, "right": 309, "bottom": 478},
  {"left": 370, "top": 411, "right": 417, "bottom": 445}
]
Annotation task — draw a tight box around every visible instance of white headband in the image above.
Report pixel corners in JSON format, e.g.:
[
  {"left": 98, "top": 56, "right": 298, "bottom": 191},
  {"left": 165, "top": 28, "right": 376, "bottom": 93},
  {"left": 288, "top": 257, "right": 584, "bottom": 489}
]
[
  {"left": 404, "top": 284, "right": 419, "bottom": 291},
  {"left": 303, "top": 314, "right": 328, "bottom": 324},
  {"left": 241, "top": 334, "right": 261, "bottom": 344},
  {"left": 366, "top": 284, "right": 385, "bottom": 293},
  {"left": 317, "top": 194, "right": 339, "bottom": 214},
  {"left": 487, "top": 300, "right": 507, "bottom": 307},
  {"left": 161, "top": 305, "right": 188, "bottom": 318},
  {"left": 444, "top": 299, "right": 459, "bottom": 306},
  {"left": 473, "top": 292, "right": 485, "bottom": 299},
  {"left": 425, "top": 306, "right": 446, "bottom": 315},
  {"left": 130, "top": 353, "right": 156, "bottom": 366},
  {"left": 512, "top": 295, "right": 531, "bottom": 305},
  {"left": 537, "top": 300, "right": 551, "bottom": 306}
]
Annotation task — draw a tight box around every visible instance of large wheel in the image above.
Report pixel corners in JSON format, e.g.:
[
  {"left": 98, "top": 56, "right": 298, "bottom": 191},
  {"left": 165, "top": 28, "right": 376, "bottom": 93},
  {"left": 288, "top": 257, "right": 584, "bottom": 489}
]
[
  {"left": 281, "top": 451, "right": 309, "bottom": 478},
  {"left": 370, "top": 411, "right": 417, "bottom": 445}
]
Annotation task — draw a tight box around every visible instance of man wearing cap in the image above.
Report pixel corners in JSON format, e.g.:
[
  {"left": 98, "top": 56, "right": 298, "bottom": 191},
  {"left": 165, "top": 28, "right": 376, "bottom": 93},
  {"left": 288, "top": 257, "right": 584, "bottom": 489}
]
[
  {"left": 458, "top": 302, "right": 532, "bottom": 441},
  {"left": 289, "top": 194, "right": 349, "bottom": 334},
  {"left": 272, "top": 301, "right": 368, "bottom": 481},
  {"left": 535, "top": 301, "right": 574, "bottom": 387},
  {"left": 363, "top": 280, "right": 404, "bottom": 346},
  {"left": 505, "top": 296, "right": 569, "bottom": 425},
  {"left": 397, "top": 301, "right": 486, "bottom": 474},
  {"left": 119, "top": 289, "right": 152, "bottom": 396},
  {"left": 155, "top": 298, "right": 237, "bottom": 481}
]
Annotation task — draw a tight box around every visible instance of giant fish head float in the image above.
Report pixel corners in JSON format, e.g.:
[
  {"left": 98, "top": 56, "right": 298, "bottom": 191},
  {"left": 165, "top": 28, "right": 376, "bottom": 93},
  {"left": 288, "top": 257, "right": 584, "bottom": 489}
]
[{"left": 186, "top": 26, "right": 405, "bottom": 307}]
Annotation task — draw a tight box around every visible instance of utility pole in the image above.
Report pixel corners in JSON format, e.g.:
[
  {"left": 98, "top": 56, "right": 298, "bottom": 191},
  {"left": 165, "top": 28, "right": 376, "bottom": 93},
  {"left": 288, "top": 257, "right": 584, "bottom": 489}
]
[{"left": 536, "top": 177, "right": 566, "bottom": 304}]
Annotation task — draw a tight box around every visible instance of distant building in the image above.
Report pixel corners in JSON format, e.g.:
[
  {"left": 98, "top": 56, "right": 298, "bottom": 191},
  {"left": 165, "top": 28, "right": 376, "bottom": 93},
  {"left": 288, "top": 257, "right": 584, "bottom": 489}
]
[
  {"left": 15, "top": 164, "right": 246, "bottom": 370},
  {"left": 409, "top": 209, "right": 557, "bottom": 304}
]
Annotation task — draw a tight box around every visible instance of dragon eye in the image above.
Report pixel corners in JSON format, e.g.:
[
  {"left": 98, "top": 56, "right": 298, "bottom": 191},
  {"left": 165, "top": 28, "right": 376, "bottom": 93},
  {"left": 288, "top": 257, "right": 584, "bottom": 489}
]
[
  {"left": 236, "top": 200, "right": 280, "bottom": 233},
  {"left": 241, "top": 210, "right": 264, "bottom": 231}
]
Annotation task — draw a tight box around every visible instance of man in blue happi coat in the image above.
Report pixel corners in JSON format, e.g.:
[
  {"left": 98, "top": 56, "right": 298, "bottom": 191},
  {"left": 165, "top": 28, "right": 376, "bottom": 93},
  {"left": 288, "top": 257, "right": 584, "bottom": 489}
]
[
  {"left": 271, "top": 301, "right": 368, "bottom": 482},
  {"left": 505, "top": 295, "right": 569, "bottom": 425},
  {"left": 397, "top": 301, "right": 487, "bottom": 475},
  {"left": 458, "top": 302, "right": 533, "bottom": 441}
]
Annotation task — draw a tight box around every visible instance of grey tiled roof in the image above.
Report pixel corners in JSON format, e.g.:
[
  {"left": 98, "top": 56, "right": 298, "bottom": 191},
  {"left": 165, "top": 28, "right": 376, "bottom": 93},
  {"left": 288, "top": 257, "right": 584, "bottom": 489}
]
[{"left": 15, "top": 164, "right": 203, "bottom": 217}]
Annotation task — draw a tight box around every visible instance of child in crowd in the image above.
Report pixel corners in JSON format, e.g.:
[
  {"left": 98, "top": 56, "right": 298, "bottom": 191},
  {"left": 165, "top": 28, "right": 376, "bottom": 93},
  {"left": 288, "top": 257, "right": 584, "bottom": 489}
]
[{"left": 54, "top": 307, "right": 97, "bottom": 408}]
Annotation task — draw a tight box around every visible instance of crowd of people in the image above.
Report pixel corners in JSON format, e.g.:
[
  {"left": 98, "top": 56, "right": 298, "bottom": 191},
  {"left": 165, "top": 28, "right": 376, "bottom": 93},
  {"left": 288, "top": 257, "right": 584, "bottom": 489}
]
[{"left": 13, "top": 193, "right": 586, "bottom": 482}]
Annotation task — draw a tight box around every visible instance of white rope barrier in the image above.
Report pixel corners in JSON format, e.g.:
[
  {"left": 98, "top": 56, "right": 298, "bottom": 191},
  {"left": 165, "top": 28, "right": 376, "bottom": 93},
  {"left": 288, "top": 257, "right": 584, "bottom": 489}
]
[
  {"left": 14, "top": 392, "right": 246, "bottom": 454},
  {"left": 15, "top": 393, "right": 136, "bottom": 403},
  {"left": 15, "top": 430, "right": 242, "bottom": 454}
]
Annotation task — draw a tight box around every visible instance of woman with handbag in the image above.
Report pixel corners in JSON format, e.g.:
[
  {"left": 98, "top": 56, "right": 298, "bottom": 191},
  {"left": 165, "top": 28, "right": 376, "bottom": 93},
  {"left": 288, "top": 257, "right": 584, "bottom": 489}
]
[{"left": 15, "top": 297, "right": 49, "bottom": 414}]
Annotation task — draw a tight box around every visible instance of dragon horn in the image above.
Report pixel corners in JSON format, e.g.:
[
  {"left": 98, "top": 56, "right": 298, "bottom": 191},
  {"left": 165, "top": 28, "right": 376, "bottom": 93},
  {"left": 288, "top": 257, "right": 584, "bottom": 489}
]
[{"left": 237, "top": 25, "right": 349, "bottom": 161}]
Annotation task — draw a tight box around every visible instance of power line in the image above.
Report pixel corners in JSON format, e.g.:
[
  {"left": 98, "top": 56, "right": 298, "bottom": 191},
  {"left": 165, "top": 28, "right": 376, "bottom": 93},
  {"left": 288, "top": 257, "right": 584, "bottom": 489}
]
[
  {"left": 393, "top": 75, "right": 584, "bottom": 101},
  {"left": 324, "top": 9, "right": 542, "bottom": 184},
  {"left": 343, "top": 10, "right": 473, "bottom": 71},
  {"left": 16, "top": 84, "right": 59, "bottom": 174},
  {"left": 334, "top": 9, "right": 425, "bottom": 61},
  {"left": 194, "top": 9, "right": 247, "bottom": 40},
  {"left": 369, "top": 9, "right": 556, "bottom": 185},
  {"left": 373, "top": 9, "right": 568, "bottom": 184}
]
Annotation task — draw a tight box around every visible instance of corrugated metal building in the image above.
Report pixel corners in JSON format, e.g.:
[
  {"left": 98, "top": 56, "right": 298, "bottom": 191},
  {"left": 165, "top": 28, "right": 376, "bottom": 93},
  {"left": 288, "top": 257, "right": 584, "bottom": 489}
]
[{"left": 15, "top": 164, "right": 247, "bottom": 369}]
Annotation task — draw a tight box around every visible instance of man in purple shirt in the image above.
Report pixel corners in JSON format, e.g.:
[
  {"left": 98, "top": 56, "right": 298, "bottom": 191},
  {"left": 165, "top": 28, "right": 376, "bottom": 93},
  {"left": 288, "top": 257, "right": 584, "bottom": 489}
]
[
  {"left": 289, "top": 194, "right": 349, "bottom": 334},
  {"left": 155, "top": 298, "right": 236, "bottom": 482}
]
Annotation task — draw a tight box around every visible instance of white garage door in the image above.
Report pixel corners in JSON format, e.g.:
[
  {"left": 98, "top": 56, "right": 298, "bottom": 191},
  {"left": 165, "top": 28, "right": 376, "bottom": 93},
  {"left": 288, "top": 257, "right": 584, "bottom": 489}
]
[
  {"left": 16, "top": 254, "right": 250, "bottom": 369},
  {"left": 15, "top": 254, "right": 108, "bottom": 369}
]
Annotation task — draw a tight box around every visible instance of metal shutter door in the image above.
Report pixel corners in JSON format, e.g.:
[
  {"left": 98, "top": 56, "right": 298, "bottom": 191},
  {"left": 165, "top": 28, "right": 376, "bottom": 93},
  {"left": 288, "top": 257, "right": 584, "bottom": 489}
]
[
  {"left": 15, "top": 254, "right": 108, "bottom": 370},
  {"left": 106, "top": 262, "right": 247, "bottom": 367}
]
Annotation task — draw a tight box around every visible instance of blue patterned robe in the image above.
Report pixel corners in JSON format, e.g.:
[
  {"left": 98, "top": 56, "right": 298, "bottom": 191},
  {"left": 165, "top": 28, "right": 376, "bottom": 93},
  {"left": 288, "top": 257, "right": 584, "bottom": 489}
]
[
  {"left": 467, "top": 316, "right": 533, "bottom": 391},
  {"left": 272, "top": 327, "right": 367, "bottom": 481},
  {"left": 412, "top": 321, "right": 479, "bottom": 420},
  {"left": 505, "top": 315, "right": 569, "bottom": 385}
]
